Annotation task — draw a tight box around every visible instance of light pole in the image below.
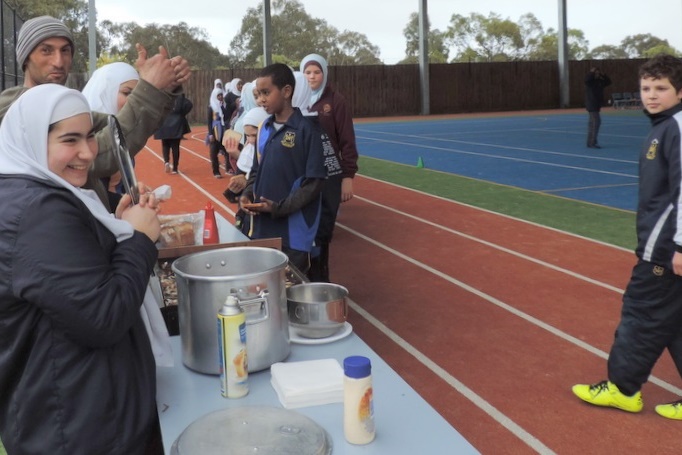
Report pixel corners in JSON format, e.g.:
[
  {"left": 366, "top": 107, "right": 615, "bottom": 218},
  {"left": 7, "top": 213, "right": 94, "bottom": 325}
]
[{"left": 88, "top": 0, "right": 96, "bottom": 75}]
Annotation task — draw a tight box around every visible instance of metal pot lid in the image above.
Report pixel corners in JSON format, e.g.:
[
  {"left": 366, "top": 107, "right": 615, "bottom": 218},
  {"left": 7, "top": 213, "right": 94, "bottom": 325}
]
[{"left": 171, "top": 406, "right": 332, "bottom": 455}]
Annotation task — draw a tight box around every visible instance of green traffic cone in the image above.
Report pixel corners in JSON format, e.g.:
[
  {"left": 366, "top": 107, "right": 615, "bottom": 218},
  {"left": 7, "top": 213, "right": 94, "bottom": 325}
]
[{"left": 417, "top": 156, "right": 424, "bottom": 168}]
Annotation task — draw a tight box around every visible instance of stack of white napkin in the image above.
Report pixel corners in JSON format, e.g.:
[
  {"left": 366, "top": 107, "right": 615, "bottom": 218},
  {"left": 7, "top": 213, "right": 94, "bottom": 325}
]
[{"left": 270, "top": 359, "right": 344, "bottom": 409}]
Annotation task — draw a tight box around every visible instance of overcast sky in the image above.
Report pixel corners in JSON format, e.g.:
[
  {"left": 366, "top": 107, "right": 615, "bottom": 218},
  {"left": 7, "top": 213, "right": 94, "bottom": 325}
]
[{"left": 94, "top": 0, "right": 682, "bottom": 64}]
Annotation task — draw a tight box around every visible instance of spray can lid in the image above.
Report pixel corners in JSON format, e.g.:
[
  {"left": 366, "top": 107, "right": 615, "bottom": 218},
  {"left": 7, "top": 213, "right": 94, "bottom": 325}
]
[{"left": 219, "top": 295, "right": 242, "bottom": 315}]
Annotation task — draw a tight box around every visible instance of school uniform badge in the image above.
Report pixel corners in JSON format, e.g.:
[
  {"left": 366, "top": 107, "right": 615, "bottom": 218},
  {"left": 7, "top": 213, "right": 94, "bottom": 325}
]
[
  {"left": 281, "top": 131, "right": 296, "bottom": 148},
  {"left": 646, "top": 139, "right": 658, "bottom": 160}
]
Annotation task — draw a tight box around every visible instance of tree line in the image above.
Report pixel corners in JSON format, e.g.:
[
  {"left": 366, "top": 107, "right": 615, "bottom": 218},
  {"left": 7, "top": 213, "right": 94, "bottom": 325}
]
[{"left": 7, "top": 0, "right": 680, "bottom": 72}]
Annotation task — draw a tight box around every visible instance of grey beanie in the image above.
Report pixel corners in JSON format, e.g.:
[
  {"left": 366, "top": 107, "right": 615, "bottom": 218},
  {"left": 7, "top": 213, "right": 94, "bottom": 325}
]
[{"left": 16, "top": 16, "right": 75, "bottom": 69}]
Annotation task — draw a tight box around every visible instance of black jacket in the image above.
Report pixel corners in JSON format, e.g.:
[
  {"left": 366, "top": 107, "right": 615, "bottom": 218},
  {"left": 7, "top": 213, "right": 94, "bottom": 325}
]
[
  {"left": 154, "top": 94, "right": 193, "bottom": 140},
  {"left": 636, "top": 103, "right": 682, "bottom": 267},
  {"left": 585, "top": 71, "right": 612, "bottom": 112},
  {"left": 0, "top": 176, "right": 158, "bottom": 454}
]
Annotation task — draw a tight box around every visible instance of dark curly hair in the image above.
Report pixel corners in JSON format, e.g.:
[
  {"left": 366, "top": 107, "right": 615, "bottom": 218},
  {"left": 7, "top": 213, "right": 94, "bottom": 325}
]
[
  {"left": 639, "top": 54, "right": 682, "bottom": 92},
  {"left": 258, "top": 63, "right": 295, "bottom": 92}
]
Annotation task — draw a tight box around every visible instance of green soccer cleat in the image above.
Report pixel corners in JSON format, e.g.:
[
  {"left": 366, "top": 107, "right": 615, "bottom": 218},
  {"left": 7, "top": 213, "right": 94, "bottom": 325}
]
[
  {"left": 572, "top": 380, "right": 643, "bottom": 413},
  {"left": 655, "top": 400, "right": 682, "bottom": 420}
]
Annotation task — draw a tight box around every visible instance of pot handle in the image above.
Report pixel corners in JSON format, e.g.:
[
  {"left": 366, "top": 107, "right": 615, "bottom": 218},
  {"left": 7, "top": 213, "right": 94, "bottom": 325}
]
[
  {"left": 294, "top": 304, "right": 307, "bottom": 320},
  {"left": 236, "top": 291, "right": 269, "bottom": 325}
]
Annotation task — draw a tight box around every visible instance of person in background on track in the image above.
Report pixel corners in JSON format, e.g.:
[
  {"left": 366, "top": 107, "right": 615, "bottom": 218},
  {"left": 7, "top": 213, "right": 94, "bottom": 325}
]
[
  {"left": 572, "top": 54, "right": 682, "bottom": 420},
  {"left": 206, "top": 88, "right": 229, "bottom": 178},
  {"left": 239, "top": 64, "right": 327, "bottom": 274},
  {"left": 213, "top": 78, "right": 225, "bottom": 94},
  {"left": 154, "top": 93, "right": 193, "bottom": 175},
  {"left": 585, "top": 66, "right": 612, "bottom": 149},
  {"left": 0, "top": 83, "right": 163, "bottom": 455},
  {"left": 225, "top": 77, "right": 243, "bottom": 126},
  {"left": 0, "top": 15, "right": 191, "bottom": 212},
  {"left": 300, "top": 53, "right": 359, "bottom": 282}
]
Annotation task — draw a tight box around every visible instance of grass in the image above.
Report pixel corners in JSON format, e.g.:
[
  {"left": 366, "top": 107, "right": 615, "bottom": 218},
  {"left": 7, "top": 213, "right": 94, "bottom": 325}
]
[{"left": 358, "top": 156, "right": 637, "bottom": 250}]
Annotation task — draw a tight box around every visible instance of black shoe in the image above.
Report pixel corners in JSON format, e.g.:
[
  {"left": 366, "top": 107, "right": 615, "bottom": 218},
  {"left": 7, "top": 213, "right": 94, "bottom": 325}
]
[{"left": 587, "top": 144, "right": 602, "bottom": 149}]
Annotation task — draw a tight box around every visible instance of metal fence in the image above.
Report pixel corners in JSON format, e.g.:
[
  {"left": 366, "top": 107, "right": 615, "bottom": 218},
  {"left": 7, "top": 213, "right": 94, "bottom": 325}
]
[{"left": 1, "top": 0, "right": 24, "bottom": 90}]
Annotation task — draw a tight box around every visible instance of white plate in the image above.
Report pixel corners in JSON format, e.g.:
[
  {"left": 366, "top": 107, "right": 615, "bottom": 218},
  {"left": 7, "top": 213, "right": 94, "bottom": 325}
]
[{"left": 289, "top": 322, "right": 353, "bottom": 345}]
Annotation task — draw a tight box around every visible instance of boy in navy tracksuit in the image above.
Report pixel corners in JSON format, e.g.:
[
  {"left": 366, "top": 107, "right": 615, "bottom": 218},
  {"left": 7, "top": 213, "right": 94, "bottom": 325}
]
[
  {"left": 573, "top": 54, "right": 682, "bottom": 420},
  {"left": 240, "top": 64, "right": 327, "bottom": 274}
]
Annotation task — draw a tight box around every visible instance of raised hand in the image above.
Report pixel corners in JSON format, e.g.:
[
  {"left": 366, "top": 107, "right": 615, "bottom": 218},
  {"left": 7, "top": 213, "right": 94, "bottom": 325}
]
[{"left": 135, "top": 44, "right": 190, "bottom": 91}]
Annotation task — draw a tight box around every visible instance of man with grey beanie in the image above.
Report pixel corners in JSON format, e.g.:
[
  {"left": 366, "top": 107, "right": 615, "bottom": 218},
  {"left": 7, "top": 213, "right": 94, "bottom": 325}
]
[
  {"left": 14, "top": 15, "right": 75, "bottom": 84},
  {"left": 0, "top": 15, "right": 191, "bottom": 210}
]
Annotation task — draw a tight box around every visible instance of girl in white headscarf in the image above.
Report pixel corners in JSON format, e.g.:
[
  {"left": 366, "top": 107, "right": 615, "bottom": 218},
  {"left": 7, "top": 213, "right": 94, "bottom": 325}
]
[
  {"left": 232, "top": 80, "right": 259, "bottom": 135},
  {"left": 300, "top": 53, "right": 359, "bottom": 282},
  {"left": 224, "top": 77, "right": 243, "bottom": 126},
  {"left": 292, "top": 71, "right": 314, "bottom": 116},
  {"left": 224, "top": 106, "right": 270, "bottom": 234},
  {"left": 214, "top": 77, "right": 225, "bottom": 93},
  {"left": 0, "top": 84, "right": 168, "bottom": 454},
  {"left": 82, "top": 62, "right": 140, "bottom": 196},
  {"left": 81, "top": 62, "right": 140, "bottom": 115},
  {"left": 209, "top": 87, "right": 226, "bottom": 126},
  {"left": 207, "top": 87, "right": 228, "bottom": 177},
  {"left": 228, "top": 77, "right": 243, "bottom": 97}
]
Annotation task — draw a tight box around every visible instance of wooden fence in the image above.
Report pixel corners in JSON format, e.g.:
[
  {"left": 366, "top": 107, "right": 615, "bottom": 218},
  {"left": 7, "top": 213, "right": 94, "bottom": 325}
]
[{"left": 68, "top": 59, "right": 648, "bottom": 125}]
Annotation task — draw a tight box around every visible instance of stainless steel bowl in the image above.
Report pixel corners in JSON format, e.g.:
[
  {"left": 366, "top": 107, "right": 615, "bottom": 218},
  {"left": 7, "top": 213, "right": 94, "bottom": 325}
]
[{"left": 287, "top": 283, "right": 348, "bottom": 338}]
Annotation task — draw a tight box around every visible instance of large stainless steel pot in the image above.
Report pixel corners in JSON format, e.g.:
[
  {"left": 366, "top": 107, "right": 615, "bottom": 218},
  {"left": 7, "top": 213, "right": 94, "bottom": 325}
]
[{"left": 172, "top": 247, "right": 290, "bottom": 374}]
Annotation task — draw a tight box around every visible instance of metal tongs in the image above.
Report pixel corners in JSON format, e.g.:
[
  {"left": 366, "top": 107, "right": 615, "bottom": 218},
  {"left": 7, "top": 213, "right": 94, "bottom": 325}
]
[{"left": 108, "top": 115, "right": 139, "bottom": 204}]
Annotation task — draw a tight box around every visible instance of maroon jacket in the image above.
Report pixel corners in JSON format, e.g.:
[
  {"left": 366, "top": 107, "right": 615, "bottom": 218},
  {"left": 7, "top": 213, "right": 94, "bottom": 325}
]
[{"left": 310, "top": 85, "right": 359, "bottom": 179}]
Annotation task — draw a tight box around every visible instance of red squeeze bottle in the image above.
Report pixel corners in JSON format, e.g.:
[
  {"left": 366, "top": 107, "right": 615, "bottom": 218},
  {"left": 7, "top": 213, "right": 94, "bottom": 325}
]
[{"left": 203, "top": 201, "right": 220, "bottom": 244}]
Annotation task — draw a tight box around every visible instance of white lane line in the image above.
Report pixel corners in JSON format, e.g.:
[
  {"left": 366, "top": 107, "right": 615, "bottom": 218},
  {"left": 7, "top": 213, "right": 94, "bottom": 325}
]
[
  {"left": 143, "top": 146, "right": 236, "bottom": 217},
  {"left": 347, "top": 297, "right": 557, "bottom": 455},
  {"left": 335, "top": 180, "right": 682, "bottom": 450},
  {"left": 353, "top": 194, "right": 625, "bottom": 294},
  {"left": 338, "top": 220, "right": 682, "bottom": 407},
  {"left": 358, "top": 173, "right": 634, "bottom": 249}
]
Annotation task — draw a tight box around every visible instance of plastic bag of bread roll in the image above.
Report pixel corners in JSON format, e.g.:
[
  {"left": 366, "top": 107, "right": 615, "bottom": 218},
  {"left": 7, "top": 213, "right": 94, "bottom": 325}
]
[{"left": 158, "top": 212, "right": 202, "bottom": 247}]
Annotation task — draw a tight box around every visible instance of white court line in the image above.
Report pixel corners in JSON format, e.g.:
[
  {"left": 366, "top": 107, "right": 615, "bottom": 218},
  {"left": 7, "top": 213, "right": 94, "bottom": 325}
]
[
  {"left": 358, "top": 136, "right": 638, "bottom": 179},
  {"left": 356, "top": 132, "right": 638, "bottom": 169},
  {"left": 335, "top": 178, "right": 682, "bottom": 451}
]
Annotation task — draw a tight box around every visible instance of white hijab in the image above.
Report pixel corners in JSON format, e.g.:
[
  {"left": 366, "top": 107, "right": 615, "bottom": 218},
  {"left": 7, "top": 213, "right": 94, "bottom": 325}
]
[
  {"left": 0, "top": 84, "right": 173, "bottom": 367},
  {"left": 300, "top": 53, "right": 328, "bottom": 108},
  {"left": 228, "top": 78, "right": 243, "bottom": 96},
  {"left": 0, "top": 84, "right": 133, "bottom": 239},
  {"left": 209, "top": 87, "right": 225, "bottom": 123},
  {"left": 292, "top": 71, "right": 315, "bottom": 116},
  {"left": 236, "top": 107, "right": 270, "bottom": 176},
  {"left": 82, "top": 62, "right": 139, "bottom": 115},
  {"left": 233, "top": 80, "right": 259, "bottom": 135}
]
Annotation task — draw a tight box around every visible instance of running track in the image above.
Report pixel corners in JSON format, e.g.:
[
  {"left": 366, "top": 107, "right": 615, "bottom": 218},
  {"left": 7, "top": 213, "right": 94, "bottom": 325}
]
[{"left": 135, "top": 126, "right": 682, "bottom": 454}]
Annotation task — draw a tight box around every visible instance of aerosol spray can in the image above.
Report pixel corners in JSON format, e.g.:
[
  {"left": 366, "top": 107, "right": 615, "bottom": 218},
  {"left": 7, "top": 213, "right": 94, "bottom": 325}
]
[{"left": 217, "top": 295, "right": 248, "bottom": 398}]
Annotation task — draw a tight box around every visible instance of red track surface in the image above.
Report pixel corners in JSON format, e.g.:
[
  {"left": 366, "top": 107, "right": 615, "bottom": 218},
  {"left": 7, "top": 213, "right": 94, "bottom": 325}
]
[{"left": 136, "top": 128, "right": 682, "bottom": 454}]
